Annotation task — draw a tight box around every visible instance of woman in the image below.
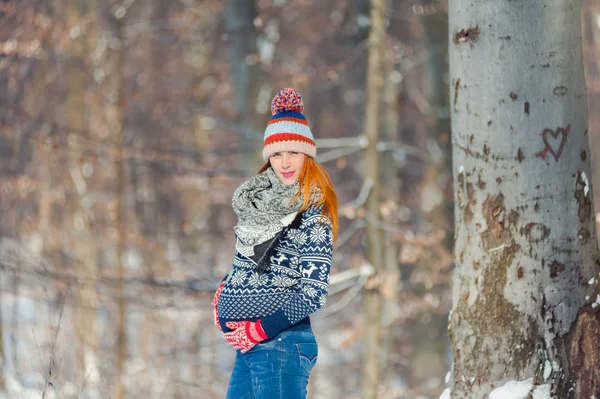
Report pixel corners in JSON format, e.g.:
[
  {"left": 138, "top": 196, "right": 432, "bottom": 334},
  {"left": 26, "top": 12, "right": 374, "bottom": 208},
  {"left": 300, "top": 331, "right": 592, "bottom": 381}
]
[{"left": 211, "top": 88, "right": 338, "bottom": 399}]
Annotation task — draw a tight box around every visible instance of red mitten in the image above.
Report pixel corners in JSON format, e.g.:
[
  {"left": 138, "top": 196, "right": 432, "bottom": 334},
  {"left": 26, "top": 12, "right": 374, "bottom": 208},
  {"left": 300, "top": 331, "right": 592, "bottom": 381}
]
[
  {"left": 211, "top": 280, "right": 226, "bottom": 331},
  {"left": 224, "top": 321, "right": 268, "bottom": 353}
]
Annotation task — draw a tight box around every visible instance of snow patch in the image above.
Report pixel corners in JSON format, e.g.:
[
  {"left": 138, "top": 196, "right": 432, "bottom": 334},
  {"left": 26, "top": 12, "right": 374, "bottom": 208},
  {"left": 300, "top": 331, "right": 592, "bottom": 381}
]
[
  {"left": 445, "top": 372, "right": 451, "bottom": 384},
  {"left": 582, "top": 172, "right": 589, "bottom": 196},
  {"left": 543, "top": 360, "right": 552, "bottom": 380},
  {"left": 459, "top": 165, "right": 464, "bottom": 174},
  {"left": 532, "top": 384, "right": 551, "bottom": 399},
  {"left": 588, "top": 277, "right": 596, "bottom": 285},
  {"left": 439, "top": 388, "right": 451, "bottom": 399},
  {"left": 489, "top": 378, "right": 533, "bottom": 399}
]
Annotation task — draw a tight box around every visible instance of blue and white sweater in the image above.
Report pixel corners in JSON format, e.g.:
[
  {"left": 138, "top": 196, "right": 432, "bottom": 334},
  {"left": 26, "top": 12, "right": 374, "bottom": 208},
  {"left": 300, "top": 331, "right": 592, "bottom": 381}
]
[{"left": 217, "top": 206, "right": 333, "bottom": 338}]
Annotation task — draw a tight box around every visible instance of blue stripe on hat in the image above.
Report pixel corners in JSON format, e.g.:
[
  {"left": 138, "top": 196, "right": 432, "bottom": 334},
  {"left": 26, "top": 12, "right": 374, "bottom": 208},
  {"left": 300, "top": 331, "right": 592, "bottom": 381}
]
[{"left": 269, "top": 111, "right": 307, "bottom": 121}]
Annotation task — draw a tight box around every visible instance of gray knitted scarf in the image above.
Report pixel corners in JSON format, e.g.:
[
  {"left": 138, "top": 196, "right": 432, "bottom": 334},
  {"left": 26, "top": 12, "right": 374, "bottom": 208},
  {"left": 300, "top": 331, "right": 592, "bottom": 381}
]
[{"left": 232, "top": 168, "right": 305, "bottom": 257}]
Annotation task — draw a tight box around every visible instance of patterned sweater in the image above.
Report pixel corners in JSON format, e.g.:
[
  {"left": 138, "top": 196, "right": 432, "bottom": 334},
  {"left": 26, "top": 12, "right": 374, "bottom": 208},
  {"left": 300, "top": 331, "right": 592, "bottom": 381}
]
[{"left": 217, "top": 206, "right": 333, "bottom": 338}]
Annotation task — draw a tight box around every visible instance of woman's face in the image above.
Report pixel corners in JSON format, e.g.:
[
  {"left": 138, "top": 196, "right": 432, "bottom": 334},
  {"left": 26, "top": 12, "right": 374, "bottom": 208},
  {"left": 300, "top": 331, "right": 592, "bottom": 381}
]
[{"left": 269, "top": 151, "right": 306, "bottom": 186}]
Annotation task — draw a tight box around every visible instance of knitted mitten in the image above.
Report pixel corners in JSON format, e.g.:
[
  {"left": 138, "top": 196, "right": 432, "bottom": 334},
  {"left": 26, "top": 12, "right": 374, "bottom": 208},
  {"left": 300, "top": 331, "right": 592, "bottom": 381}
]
[
  {"left": 211, "top": 280, "right": 225, "bottom": 331},
  {"left": 224, "top": 321, "right": 268, "bottom": 353}
]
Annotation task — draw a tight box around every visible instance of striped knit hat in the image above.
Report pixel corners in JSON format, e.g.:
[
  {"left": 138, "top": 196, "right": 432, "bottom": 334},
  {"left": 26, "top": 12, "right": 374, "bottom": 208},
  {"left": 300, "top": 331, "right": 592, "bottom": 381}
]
[{"left": 263, "top": 88, "right": 316, "bottom": 160}]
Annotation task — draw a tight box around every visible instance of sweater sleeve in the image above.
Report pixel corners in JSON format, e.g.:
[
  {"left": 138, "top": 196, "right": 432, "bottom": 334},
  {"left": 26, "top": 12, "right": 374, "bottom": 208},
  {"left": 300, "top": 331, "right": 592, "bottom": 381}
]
[{"left": 260, "top": 213, "right": 333, "bottom": 338}]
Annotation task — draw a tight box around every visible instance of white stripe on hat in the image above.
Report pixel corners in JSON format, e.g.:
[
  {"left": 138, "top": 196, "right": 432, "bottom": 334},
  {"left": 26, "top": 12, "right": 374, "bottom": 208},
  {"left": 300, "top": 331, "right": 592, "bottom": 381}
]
[
  {"left": 262, "top": 140, "right": 317, "bottom": 160},
  {"left": 264, "top": 120, "right": 314, "bottom": 141}
]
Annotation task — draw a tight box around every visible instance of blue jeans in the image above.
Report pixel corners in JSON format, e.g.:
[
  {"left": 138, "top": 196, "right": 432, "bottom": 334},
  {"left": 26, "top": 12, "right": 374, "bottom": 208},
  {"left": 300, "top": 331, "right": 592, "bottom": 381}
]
[{"left": 225, "top": 328, "right": 318, "bottom": 399}]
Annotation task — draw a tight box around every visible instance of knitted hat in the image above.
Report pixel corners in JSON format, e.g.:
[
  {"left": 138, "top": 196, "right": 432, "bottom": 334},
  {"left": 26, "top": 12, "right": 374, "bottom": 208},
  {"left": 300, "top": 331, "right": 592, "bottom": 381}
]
[{"left": 263, "top": 88, "right": 316, "bottom": 160}]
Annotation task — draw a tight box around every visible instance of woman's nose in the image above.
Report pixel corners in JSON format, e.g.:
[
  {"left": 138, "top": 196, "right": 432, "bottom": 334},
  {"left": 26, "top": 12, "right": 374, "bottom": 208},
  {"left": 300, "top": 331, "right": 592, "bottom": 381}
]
[{"left": 282, "top": 153, "right": 291, "bottom": 167}]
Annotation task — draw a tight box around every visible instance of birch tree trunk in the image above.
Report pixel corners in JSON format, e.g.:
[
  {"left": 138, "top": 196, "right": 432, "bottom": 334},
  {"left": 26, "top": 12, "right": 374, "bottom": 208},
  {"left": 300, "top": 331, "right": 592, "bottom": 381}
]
[
  {"left": 361, "top": 0, "right": 387, "bottom": 398},
  {"left": 449, "top": 1, "right": 600, "bottom": 397}
]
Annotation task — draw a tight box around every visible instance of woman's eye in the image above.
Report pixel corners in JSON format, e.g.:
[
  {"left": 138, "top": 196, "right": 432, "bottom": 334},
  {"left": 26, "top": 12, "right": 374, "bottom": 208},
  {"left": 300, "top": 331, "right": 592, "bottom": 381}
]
[
  {"left": 290, "top": 151, "right": 299, "bottom": 155},
  {"left": 271, "top": 152, "right": 281, "bottom": 158}
]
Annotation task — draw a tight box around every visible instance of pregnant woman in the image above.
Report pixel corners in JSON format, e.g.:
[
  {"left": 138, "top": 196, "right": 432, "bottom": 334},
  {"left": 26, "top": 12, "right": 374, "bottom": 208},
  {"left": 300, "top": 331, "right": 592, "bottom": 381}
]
[{"left": 211, "top": 88, "right": 338, "bottom": 399}]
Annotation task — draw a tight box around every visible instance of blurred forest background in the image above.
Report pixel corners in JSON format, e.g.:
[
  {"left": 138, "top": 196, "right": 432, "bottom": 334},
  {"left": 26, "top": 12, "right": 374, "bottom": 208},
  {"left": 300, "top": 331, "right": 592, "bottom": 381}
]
[{"left": 1, "top": 1, "right": 600, "bottom": 398}]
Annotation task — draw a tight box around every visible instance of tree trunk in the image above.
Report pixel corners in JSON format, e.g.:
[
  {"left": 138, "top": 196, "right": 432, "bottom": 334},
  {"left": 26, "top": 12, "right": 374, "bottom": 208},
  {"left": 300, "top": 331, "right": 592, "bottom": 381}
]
[
  {"left": 111, "top": 12, "right": 127, "bottom": 399},
  {"left": 361, "top": 0, "right": 387, "bottom": 398},
  {"left": 226, "top": 0, "right": 263, "bottom": 171},
  {"left": 581, "top": 0, "right": 600, "bottom": 80},
  {"left": 0, "top": 274, "right": 3, "bottom": 389},
  {"left": 449, "top": 1, "right": 600, "bottom": 398},
  {"left": 67, "top": 0, "right": 99, "bottom": 387},
  {"left": 581, "top": 0, "right": 600, "bottom": 232},
  {"left": 407, "top": 1, "right": 452, "bottom": 397},
  {"left": 379, "top": 41, "right": 402, "bottom": 390}
]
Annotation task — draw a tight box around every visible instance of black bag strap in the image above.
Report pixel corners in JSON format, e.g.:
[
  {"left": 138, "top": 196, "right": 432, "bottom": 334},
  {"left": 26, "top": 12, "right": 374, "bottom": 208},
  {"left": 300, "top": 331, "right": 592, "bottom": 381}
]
[{"left": 256, "top": 212, "right": 303, "bottom": 273}]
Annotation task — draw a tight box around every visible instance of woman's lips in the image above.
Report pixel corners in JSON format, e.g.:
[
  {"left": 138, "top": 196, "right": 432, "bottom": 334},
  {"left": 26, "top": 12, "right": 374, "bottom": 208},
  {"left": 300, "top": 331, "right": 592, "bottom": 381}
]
[{"left": 282, "top": 171, "right": 295, "bottom": 179}]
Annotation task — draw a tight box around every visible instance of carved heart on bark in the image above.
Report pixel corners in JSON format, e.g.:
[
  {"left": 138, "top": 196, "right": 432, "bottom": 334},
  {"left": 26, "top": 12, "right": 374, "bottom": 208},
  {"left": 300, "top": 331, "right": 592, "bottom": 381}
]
[{"left": 541, "top": 126, "right": 570, "bottom": 162}]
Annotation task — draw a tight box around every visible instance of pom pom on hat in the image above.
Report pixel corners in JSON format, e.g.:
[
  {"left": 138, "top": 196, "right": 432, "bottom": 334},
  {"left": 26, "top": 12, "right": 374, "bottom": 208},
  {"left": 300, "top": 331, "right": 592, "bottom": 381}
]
[
  {"left": 270, "top": 88, "right": 304, "bottom": 115},
  {"left": 263, "top": 88, "right": 316, "bottom": 160}
]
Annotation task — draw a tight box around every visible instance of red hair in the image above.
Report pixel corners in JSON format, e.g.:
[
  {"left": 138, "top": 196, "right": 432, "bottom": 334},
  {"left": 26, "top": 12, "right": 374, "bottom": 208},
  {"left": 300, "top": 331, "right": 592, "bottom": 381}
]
[{"left": 259, "top": 157, "right": 338, "bottom": 241}]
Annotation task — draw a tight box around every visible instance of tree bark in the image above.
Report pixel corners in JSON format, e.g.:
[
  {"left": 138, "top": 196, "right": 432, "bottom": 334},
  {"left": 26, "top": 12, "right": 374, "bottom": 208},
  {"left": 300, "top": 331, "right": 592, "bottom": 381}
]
[
  {"left": 449, "top": 1, "right": 600, "bottom": 397},
  {"left": 361, "top": 0, "right": 387, "bottom": 398}
]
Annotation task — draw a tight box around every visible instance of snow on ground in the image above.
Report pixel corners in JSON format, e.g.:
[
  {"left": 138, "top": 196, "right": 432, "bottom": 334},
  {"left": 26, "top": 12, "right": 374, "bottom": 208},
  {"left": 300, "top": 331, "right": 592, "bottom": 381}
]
[
  {"left": 489, "top": 378, "right": 533, "bottom": 399},
  {"left": 439, "top": 387, "right": 450, "bottom": 399},
  {"left": 532, "top": 384, "right": 551, "bottom": 399},
  {"left": 489, "top": 379, "right": 552, "bottom": 399}
]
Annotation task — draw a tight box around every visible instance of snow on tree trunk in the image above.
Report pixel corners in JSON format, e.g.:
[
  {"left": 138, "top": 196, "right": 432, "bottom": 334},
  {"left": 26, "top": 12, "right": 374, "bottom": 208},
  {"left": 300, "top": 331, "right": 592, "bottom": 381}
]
[{"left": 448, "top": 0, "right": 600, "bottom": 398}]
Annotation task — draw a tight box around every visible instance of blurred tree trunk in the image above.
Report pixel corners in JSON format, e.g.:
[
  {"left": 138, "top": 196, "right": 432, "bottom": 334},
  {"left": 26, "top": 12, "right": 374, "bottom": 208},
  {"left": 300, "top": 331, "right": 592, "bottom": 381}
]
[
  {"left": 0, "top": 292, "right": 3, "bottom": 389},
  {"left": 449, "top": 1, "right": 600, "bottom": 397},
  {"left": 408, "top": 1, "right": 452, "bottom": 397},
  {"left": 582, "top": 0, "right": 600, "bottom": 80},
  {"left": 127, "top": 0, "right": 170, "bottom": 287},
  {"left": 226, "top": 0, "right": 263, "bottom": 171},
  {"left": 67, "top": 1, "right": 99, "bottom": 387},
  {"left": 9, "top": 272, "right": 20, "bottom": 380},
  {"left": 361, "top": 0, "right": 387, "bottom": 398},
  {"left": 110, "top": 11, "right": 127, "bottom": 399},
  {"left": 582, "top": 0, "right": 600, "bottom": 228},
  {"left": 380, "top": 42, "right": 401, "bottom": 389}
]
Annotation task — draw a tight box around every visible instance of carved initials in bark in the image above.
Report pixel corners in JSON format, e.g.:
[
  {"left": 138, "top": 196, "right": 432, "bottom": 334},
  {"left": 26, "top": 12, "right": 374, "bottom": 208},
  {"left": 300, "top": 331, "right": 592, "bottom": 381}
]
[{"left": 536, "top": 126, "right": 571, "bottom": 161}]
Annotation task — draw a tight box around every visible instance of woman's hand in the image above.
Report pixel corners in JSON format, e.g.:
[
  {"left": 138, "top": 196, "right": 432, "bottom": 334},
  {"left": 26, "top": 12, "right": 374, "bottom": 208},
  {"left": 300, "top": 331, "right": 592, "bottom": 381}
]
[{"left": 224, "top": 320, "right": 268, "bottom": 353}]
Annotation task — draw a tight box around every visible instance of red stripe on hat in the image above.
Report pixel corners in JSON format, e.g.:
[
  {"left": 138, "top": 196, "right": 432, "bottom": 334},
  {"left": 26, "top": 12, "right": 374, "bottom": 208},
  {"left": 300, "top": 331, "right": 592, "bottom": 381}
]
[
  {"left": 267, "top": 117, "right": 310, "bottom": 126},
  {"left": 263, "top": 133, "right": 316, "bottom": 146}
]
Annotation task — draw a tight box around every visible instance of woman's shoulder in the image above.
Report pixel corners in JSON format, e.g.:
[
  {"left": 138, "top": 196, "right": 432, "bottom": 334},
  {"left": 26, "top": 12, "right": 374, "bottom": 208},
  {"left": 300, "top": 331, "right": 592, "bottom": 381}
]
[{"left": 300, "top": 206, "right": 332, "bottom": 228}]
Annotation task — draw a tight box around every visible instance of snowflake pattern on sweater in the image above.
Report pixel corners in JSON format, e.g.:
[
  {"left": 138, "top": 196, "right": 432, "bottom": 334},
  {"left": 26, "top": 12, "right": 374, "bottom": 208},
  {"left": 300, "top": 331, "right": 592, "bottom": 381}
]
[{"left": 217, "top": 206, "right": 333, "bottom": 338}]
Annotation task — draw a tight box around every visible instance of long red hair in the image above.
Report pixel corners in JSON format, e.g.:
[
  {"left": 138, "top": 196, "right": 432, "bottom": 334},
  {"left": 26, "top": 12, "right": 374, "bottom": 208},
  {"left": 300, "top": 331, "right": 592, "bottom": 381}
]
[{"left": 259, "top": 157, "right": 338, "bottom": 241}]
